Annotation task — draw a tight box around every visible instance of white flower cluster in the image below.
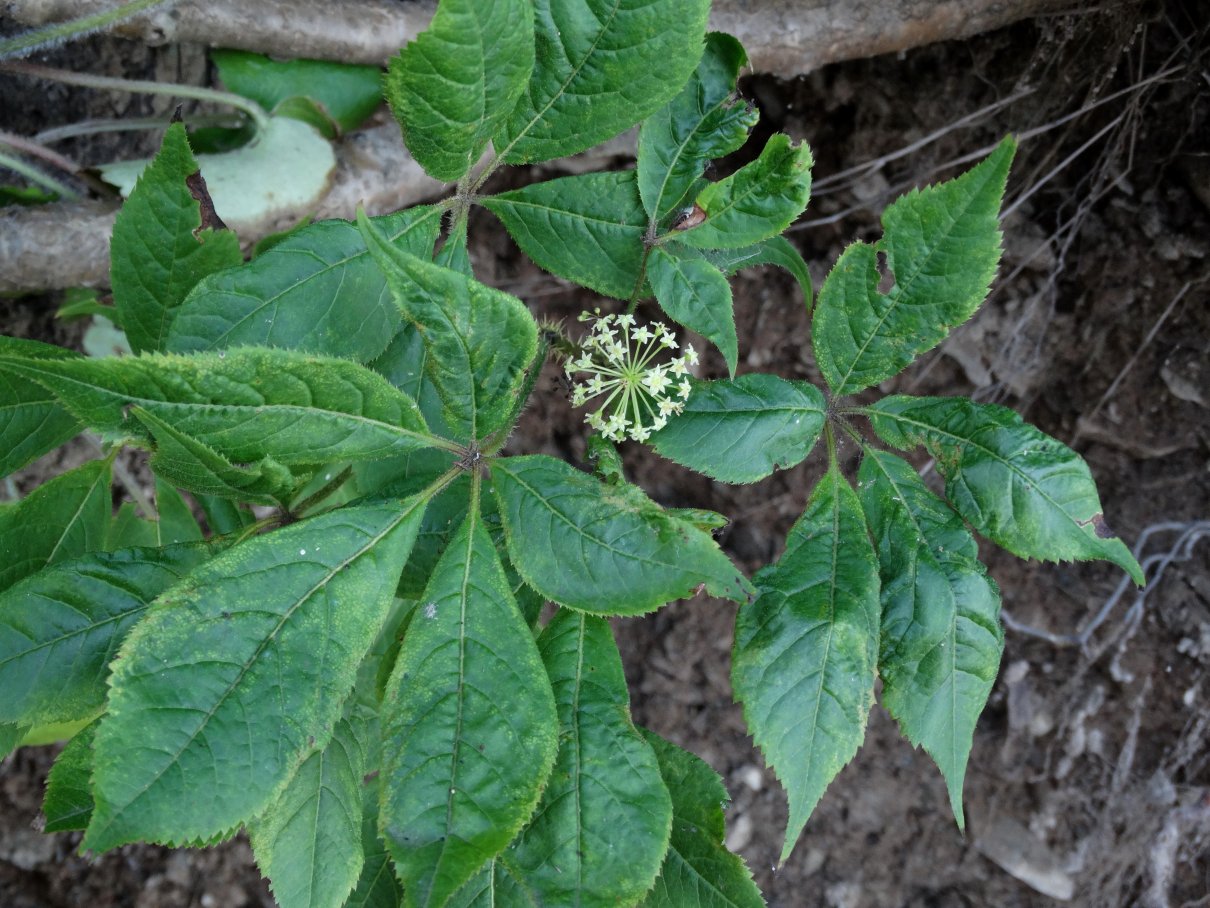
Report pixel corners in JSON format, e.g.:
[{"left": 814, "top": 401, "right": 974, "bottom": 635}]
[{"left": 565, "top": 309, "right": 697, "bottom": 443}]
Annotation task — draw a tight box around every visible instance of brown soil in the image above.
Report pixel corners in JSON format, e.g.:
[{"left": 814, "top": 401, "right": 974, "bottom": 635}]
[{"left": 2, "top": 3, "right": 1209, "bottom": 907}]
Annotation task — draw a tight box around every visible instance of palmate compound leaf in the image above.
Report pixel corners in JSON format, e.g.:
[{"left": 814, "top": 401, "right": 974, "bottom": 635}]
[
  {"left": 386, "top": 0, "right": 534, "bottom": 182},
  {"left": 0, "top": 346, "right": 448, "bottom": 466},
  {"left": 496, "top": 0, "right": 710, "bottom": 165},
  {"left": 647, "top": 246, "right": 737, "bottom": 376},
  {"left": 650, "top": 374, "right": 826, "bottom": 484},
  {"left": 109, "top": 121, "right": 243, "bottom": 355},
  {"left": 639, "top": 730, "right": 765, "bottom": 908},
  {"left": 638, "top": 31, "right": 758, "bottom": 223},
  {"left": 0, "top": 456, "right": 111, "bottom": 594},
  {"left": 811, "top": 137, "right": 1015, "bottom": 396},
  {"left": 0, "top": 336, "right": 81, "bottom": 479},
  {"left": 167, "top": 206, "right": 442, "bottom": 362},
  {"left": 357, "top": 210, "right": 540, "bottom": 444},
  {"left": 82, "top": 497, "right": 426, "bottom": 851},
  {"left": 378, "top": 505, "right": 558, "bottom": 908},
  {"left": 491, "top": 455, "right": 753, "bottom": 615},
  {"left": 497, "top": 610, "right": 672, "bottom": 906},
  {"left": 732, "top": 464, "right": 880, "bottom": 863},
  {"left": 482, "top": 170, "right": 648, "bottom": 300},
  {"left": 675, "top": 133, "right": 813, "bottom": 250},
  {"left": 0, "top": 541, "right": 219, "bottom": 729},
  {"left": 866, "top": 395, "right": 1146, "bottom": 585},
  {"left": 857, "top": 448, "right": 1002, "bottom": 828}
]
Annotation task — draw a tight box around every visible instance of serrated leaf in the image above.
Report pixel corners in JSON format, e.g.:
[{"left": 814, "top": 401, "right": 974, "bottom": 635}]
[
  {"left": 43, "top": 718, "right": 99, "bottom": 833},
  {"left": 857, "top": 449, "right": 1002, "bottom": 828},
  {"left": 639, "top": 730, "right": 765, "bottom": 908},
  {"left": 82, "top": 498, "right": 426, "bottom": 851},
  {"left": 650, "top": 375, "right": 825, "bottom": 484},
  {"left": 676, "top": 134, "right": 812, "bottom": 250},
  {"left": 503, "top": 610, "right": 671, "bottom": 906},
  {"left": 638, "top": 32, "right": 757, "bottom": 222},
  {"left": 110, "top": 122, "right": 243, "bottom": 355},
  {"left": 482, "top": 171, "right": 648, "bottom": 300},
  {"left": 866, "top": 395, "right": 1145, "bottom": 584},
  {"left": 732, "top": 465, "right": 880, "bottom": 862},
  {"left": 436, "top": 222, "right": 472, "bottom": 277},
  {"left": 347, "top": 800, "right": 404, "bottom": 908},
  {"left": 133, "top": 406, "right": 295, "bottom": 506},
  {"left": 0, "top": 337, "right": 81, "bottom": 479},
  {"left": 497, "top": 0, "right": 710, "bottom": 164},
  {"left": 167, "top": 207, "right": 442, "bottom": 361},
  {"left": 812, "top": 137, "right": 1015, "bottom": 395},
  {"left": 0, "top": 347, "right": 444, "bottom": 466},
  {"left": 153, "top": 478, "right": 203, "bottom": 545},
  {"left": 445, "top": 859, "right": 534, "bottom": 908},
  {"left": 249, "top": 709, "right": 370, "bottom": 908},
  {"left": 212, "top": 50, "right": 384, "bottom": 134},
  {"left": 0, "top": 542, "right": 217, "bottom": 728},
  {"left": 386, "top": 0, "right": 534, "bottom": 181},
  {"left": 379, "top": 506, "right": 558, "bottom": 908},
  {"left": 648, "top": 246, "right": 736, "bottom": 375},
  {"left": 491, "top": 455, "right": 752, "bottom": 614},
  {"left": 109, "top": 502, "right": 160, "bottom": 549},
  {"left": 358, "top": 210, "right": 539, "bottom": 443},
  {"left": 698, "top": 236, "right": 812, "bottom": 310},
  {"left": 0, "top": 457, "right": 111, "bottom": 594}
]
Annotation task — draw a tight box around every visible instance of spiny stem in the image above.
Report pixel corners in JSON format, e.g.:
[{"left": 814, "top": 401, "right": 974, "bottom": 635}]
[
  {"left": 0, "top": 0, "right": 176, "bottom": 61},
  {"left": 1, "top": 61, "right": 271, "bottom": 136}
]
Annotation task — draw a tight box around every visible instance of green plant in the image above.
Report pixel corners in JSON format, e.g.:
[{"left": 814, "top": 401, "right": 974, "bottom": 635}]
[{"left": 0, "top": 1, "right": 1144, "bottom": 906}]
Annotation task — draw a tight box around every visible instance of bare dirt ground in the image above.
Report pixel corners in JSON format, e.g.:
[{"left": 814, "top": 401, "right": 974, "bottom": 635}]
[{"left": 2, "top": 2, "right": 1208, "bottom": 906}]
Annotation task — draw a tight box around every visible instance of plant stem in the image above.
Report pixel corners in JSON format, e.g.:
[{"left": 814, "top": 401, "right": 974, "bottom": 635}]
[
  {"left": 0, "top": 0, "right": 176, "bottom": 61},
  {"left": 0, "top": 149, "right": 82, "bottom": 201},
  {"left": 0, "top": 61, "right": 271, "bottom": 136},
  {"left": 290, "top": 466, "right": 354, "bottom": 517},
  {"left": 35, "top": 113, "right": 247, "bottom": 144}
]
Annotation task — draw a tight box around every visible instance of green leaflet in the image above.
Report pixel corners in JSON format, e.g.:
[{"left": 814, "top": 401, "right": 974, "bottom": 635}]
[
  {"left": 639, "top": 730, "right": 765, "bottom": 908},
  {"left": 811, "top": 137, "right": 1015, "bottom": 395},
  {"left": 0, "top": 723, "right": 27, "bottom": 759},
  {"left": 212, "top": 50, "right": 384, "bottom": 134},
  {"left": 698, "top": 236, "right": 813, "bottom": 311},
  {"left": 732, "top": 465, "right": 880, "bottom": 863},
  {"left": 83, "top": 498, "right": 425, "bottom": 851},
  {"left": 677, "top": 134, "right": 813, "bottom": 250},
  {"left": 857, "top": 449, "right": 1002, "bottom": 828},
  {"left": 0, "top": 347, "right": 443, "bottom": 465},
  {"left": 436, "top": 221, "right": 473, "bottom": 277},
  {"left": 0, "top": 457, "right": 111, "bottom": 594},
  {"left": 867, "top": 395, "right": 1145, "bottom": 584},
  {"left": 358, "top": 210, "right": 539, "bottom": 443},
  {"left": 0, "top": 542, "right": 217, "bottom": 728},
  {"left": 249, "top": 706, "right": 371, "bottom": 908},
  {"left": 497, "top": 0, "right": 710, "bottom": 164},
  {"left": 378, "top": 507, "right": 558, "bottom": 908},
  {"left": 134, "top": 407, "right": 295, "bottom": 505},
  {"left": 638, "top": 32, "right": 757, "bottom": 222},
  {"left": 110, "top": 122, "right": 244, "bottom": 355},
  {"left": 492, "top": 455, "right": 753, "bottom": 614},
  {"left": 347, "top": 795, "right": 404, "bottom": 908},
  {"left": 109, "top": 503, "right": 160, "bottom": 549},
  {"left": 386, "top": 0, "right": 534, "bottom": 181},
  {"left": 167, "top": 207, "right": 442, "bottom": 361},
  {"left": 505, "top": 611, "right": 671, "bottom": 906},
  {"left": 648, "top": 246, "right": 736, "bottom": 375},
  {"left": 482, "top": 171, "right": 648, "bottom": 300},
  {"left": 445, "top": 860, "right": 534, "bottom": 908},
  {"left": 0, "top": 337, "right": 81, "bottom": 479},
  {"left": 153, "top": 478, "right": 204, "bottom": 545},
  {"left": 43, "top": 718, "right": 100, "bottom": 833},
  {"left": 650, "top": 375, "right": 825, "bottom": 484}
]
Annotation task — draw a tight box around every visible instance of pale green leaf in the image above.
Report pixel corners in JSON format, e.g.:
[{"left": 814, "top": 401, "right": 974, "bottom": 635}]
[
  {"left": 482, "top": 171, "right": 648, "bottom": 300},
  {"left": 83, "top": 498, "right": 425, "bottom": 850},
  {"left": 648, "top": 246, "right": 736, "bottom": 375},
  {"left": 379, "top": 507, "right": 558, "bottom": 908},
  {"left": 650, "top": 375, "right": 825, "bottom": 483},
  {"left": 167, "top": 207, "right": 441, "bottom": 361},
  {"left": 811, "top": 137, "right": 1015, "bottom": 395},
  {"left": 0, "top": 457, "right": 111, "bottom": 594},
  {"left": 867, "top": 395, "right": 1145, "bottom": 584},
  {"left": 857, "top": 448, "right": 1002, "bottom": 828},
  {"left": 497, "top": 0, "right": 710, "bottom": 164},
  {"left": 638, "top": 32, "right": 757, "bottom": 222},
  {"left": 43, "top": 718, "right": 100, "bottom": 833},
  {"left": 677, "top": 134, "right": 812, "bottom": 250},
  {"left": 358, "top": 210, "right": 539, "bottom": 442},
  {"left": 110, "top": 121, "right": 243, "bottom": 355},
  {"left": 387, "top": 0, "right": 534, "bottom": 181},
  {"left": 491, "top": 455, "right": 752, "bottom": 614},
  {"left": 732, "top": 465, "right": 880, "bottom": 862}
]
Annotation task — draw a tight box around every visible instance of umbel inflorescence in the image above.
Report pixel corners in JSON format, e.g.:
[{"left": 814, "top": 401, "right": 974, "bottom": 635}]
[{"left": 565, "top": 310, "right": 697, "bottom": 443}]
